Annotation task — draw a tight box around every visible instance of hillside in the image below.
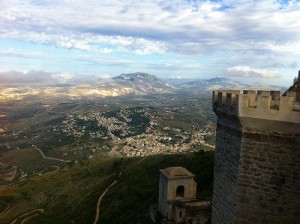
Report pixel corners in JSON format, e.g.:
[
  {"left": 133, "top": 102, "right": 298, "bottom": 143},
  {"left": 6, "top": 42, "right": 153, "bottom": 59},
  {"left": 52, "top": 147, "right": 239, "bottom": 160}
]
[
  {"left": 0, "top": 72, "right": 288, "bottom": 102},
  {"left": 0, "top": 73, "right": 175, "bottom": 101},
  {"left": 101, "top": 72, "right": 175, "bottom": 94},
  {"left": 177, "top": 77, "right": 285, "bottom": 92},
  {"left": 113, "top": 72, "right": 174, "bottom": 90},
  {"left": 99, "top": 151, "right": 214, "bottom": 224},
  {"left": 283, "top": 75, "right": 300, "bottom": 101},
  {"left": 0, "top": 151, "right": 214, "bottom": 224}
]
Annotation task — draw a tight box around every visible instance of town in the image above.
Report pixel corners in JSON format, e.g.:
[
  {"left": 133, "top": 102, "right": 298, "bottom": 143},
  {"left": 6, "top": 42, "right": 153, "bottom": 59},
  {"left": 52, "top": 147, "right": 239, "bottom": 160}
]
[{"left": 0, "top": 94, "right": 216, "bottom": 161}]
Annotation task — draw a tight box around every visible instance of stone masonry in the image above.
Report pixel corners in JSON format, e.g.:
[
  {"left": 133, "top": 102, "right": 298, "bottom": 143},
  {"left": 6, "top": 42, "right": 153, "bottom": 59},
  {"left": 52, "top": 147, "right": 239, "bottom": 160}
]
[
  {"left": 211, "top": 90, "right": 300, "bottom": 224},
  {"left": 158, "top": 167, "right": 197, "bottom": 220}
]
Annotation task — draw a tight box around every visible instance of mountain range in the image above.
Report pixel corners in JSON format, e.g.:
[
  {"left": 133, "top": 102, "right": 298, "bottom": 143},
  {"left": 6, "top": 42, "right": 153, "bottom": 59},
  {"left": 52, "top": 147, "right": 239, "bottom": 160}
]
[
  {"left": 172, "top": 77, "right": 285, "bottom": 92},
  {"left": 0, "top": 72, "right": 286, "bottom": 101}
]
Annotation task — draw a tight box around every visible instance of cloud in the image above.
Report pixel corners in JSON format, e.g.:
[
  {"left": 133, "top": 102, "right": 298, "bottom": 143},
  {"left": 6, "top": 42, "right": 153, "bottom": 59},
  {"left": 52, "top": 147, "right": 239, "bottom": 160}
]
[
  {"left": 1, "top": 0, "right": 299, "bottom": 56},
  {"left": 0, "top": 0, "right": 299, "bottom": 86},
  {"left": 0, "top": 48, "right": 47, "bottom": 58},
  {"left": 0, "top": 70, "right": 103, "bottom": 86},
  {"left": 0, "top": 70, "right": 53, "bottom": 84},
  {"left": 51, "top": 73, "right": 74, "bottom": 84},
  {"left": 225, "top": 66, "right": 281, "bottom": 78}
]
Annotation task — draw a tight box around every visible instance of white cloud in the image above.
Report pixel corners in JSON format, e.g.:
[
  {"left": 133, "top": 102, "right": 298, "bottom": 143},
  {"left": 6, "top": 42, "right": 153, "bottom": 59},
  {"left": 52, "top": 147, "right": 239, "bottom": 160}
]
[
  {"left": 0, "top": 48, "right": 47, "bottom": 58},
  {"left": 1, "top": 0, "right": 299, "bottom": 56},
  {"left": 225, "top": 66, "right": 281, "bottom": 78},
  {"left": 0, "top": 70, "right": 99, "bottom": 86},
  {"left": 99, "top": 74, "right": 113, "bottom": 79},
  {"left": 0, "top": 0, "right": 299, "bottom": 84},
  {"left": 51, "top": 73, "right": 74, "bottom": 83},
  {"left": 0, "top": 70, "right": 53, "bottom": 84}
]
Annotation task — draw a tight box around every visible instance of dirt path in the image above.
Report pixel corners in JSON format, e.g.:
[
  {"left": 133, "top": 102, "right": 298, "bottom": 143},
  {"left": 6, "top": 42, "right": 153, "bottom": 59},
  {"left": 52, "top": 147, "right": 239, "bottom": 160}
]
[
  {"left": 0, "top": 162, "right": 17, "bottom": 182},
  {"left": 0, "top": 200, "right": 9, "bottom": 218},
  {"left": 136, "top": 157, "right": 147, "bottom": 165},
  {"left": 0, "top": 202, "right": 19, "bottom": 221},
  {"left": 10, "top": 166, "right": 17, "bottom": 181},
  {"left": 34, "top": 147, "right": 71, "bottom": 163},
  {"left": 10, "top": 209, "right": 44, "bottom": 224},
  {"left": 92, "top": 157, "right": 146, "bottom": 224},
  {"left": 92, "top": 178, "right": 118, "bottom": 224}
]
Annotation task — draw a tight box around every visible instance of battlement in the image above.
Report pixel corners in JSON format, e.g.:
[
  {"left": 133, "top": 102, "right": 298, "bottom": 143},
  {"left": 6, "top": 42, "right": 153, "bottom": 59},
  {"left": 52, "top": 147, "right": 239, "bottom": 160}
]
[{"left": 212, "top": 90, "right": 300, "bottom": 123}]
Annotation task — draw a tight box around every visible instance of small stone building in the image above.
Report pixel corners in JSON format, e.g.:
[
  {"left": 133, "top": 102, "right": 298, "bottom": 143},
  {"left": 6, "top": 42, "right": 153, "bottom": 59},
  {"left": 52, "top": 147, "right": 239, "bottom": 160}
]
[{"left": 150, "top": 166, "right": 210, "bottom": 224}]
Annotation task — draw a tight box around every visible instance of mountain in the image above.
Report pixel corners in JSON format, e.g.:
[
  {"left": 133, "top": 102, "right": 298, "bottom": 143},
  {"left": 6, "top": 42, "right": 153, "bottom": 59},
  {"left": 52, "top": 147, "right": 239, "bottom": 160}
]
[
  {"left": 107, "top": 72, "right": 174, "bottom": 94},
  {"left": 163, "top": 78, "right": 199, "bottom": 86},
  {"left": 0, "top": 73, "right": 175, "bottom": 101},
  {"left": 177, "top": 77, "right": 285, "bottom": 92},
  {"left": 84, "top": 72, "right": 175, "bottom": 97},
  {"left": 178, "top": 77, "right": 245, "bottom": 90},
  {"left": 0, "top": 72, "right": 287, "bottom": 102}
]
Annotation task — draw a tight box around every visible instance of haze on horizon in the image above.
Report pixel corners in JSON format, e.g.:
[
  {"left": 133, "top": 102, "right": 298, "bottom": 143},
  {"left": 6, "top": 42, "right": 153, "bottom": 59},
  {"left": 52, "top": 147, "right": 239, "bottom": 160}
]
[{"left": 0, "top": 0, "right": 299, "bottom": 87}]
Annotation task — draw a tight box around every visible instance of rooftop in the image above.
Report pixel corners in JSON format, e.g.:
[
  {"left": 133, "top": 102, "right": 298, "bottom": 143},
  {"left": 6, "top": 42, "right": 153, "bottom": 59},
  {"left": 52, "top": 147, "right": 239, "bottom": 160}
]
[{"left": 160, "top": 166, "right": 195, "bottom": 179}]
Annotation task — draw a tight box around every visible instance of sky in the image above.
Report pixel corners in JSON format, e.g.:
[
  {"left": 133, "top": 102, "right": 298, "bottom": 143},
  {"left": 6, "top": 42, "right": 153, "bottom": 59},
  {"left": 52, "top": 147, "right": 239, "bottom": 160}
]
[{"left": 0, "top": 0, "right": 299, "bottom": 87}]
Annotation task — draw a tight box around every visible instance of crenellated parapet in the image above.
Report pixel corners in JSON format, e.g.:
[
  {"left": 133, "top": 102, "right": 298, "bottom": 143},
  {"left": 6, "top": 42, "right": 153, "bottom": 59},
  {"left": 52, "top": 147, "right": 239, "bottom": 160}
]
[
  {"left": 213, "top": 90, "right": 300, "bottom": 123},
  {"left": 211, "top": 85, "right": 300, "bottom": 224}
]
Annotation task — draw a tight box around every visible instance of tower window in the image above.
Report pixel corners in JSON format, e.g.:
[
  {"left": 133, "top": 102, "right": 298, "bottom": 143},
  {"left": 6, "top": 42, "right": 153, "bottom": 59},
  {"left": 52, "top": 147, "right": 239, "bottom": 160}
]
[{"left": 176, "top": 185, "right": 185, "bottom": 198}]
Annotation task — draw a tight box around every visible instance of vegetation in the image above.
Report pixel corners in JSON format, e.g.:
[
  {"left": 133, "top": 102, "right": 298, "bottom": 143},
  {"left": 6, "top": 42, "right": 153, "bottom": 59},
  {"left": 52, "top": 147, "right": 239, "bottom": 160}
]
[
  {"left": 100, "top": 151, "right": 214, "bottom": 224},
  {"left": 284, "top": 75, "right": 300, "bottom": 101},
  {"left": 0, "top": 93, "right": 216, "bottom": 161},
  {"left": 0, "top": 151, "right": 214, "bottom": 224},
  {"left": 0, "top": 92, "right": 216, "bottom": 223},
  {"left": 0, "top": 156, "right": 123, "bottom": 224}
]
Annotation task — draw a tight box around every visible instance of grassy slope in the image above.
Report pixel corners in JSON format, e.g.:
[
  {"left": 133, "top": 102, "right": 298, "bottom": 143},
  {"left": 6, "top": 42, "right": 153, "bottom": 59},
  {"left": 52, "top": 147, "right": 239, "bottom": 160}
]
[
  {"left": 0, "top": 156, "right": 129, "bottom": 224},
  {"left": 0, "top": 148, "right": 66, "bottom": 175},
  {"left": 99, "top": 151, "right": 214, "bottom": 224},
  {"left": 0, "top": 151, "right": 214, "bottom": 224}
]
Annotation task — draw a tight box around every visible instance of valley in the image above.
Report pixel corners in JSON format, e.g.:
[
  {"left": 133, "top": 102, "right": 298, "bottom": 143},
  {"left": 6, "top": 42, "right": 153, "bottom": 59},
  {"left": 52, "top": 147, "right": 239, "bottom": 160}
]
[
  {"left": 0, "top": 92, "right": 215, "bottom": 180},
  {"left": 1, "top": 72, "right": 290, "bottom": 223}
]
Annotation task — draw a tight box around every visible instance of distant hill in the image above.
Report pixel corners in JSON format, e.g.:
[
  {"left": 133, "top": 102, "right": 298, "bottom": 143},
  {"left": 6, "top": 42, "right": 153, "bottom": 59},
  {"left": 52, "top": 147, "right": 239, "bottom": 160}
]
[
  {"left": 107, "top": 72, "right": 175, "bottom": 94},
  {"left": 0, "top": 73, "right": 175, "bottom": 101},
  {"left": 178, "top": 77, "right": 243, "bottom": 90},
  {"left": 176, "top": 77, "right": 286, "bottom": 93},
  {"left": 163, "top": 78, "right": 199, "bottom": 86},
  {"left": 90, "top": 72, "right": 175, "bottom": 97},
  {"left": 0, "top": 72, "right": 287, "bottom": 101}
]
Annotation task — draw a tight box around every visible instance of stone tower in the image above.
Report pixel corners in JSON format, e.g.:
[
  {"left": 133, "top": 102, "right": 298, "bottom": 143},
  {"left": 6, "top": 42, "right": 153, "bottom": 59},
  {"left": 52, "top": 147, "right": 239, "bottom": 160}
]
[
  {"left": 211, "top": 89, "right": 300, "bottom": 223},
  {"left": 158, "top": 167, "right": 197, "bottom": 222}
]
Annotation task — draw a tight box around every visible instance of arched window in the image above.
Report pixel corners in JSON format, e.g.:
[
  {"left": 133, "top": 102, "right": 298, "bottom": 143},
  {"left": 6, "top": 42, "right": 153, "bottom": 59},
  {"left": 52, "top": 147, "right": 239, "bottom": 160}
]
[
  {"left": 176, "top": 185, "right": 185, "bottom": 198},
  {"left": 179, "top": 211, "right": 182, "bottom": 218}
]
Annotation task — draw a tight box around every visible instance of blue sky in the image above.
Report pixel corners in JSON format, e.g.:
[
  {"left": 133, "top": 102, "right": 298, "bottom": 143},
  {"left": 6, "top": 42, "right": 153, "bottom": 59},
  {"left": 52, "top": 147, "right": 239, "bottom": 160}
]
[{"left": 0, "top": 0, "right": 299, "bottom": 86}]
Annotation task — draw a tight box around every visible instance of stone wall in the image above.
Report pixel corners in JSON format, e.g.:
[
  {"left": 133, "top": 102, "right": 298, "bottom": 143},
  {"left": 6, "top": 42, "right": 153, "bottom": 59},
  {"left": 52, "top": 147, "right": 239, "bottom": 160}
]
[
  {"left": 236, "top": 128, "right": 299, "bottom": 223},
  {"left": 211, "top": 113, "right": 300, "bottom": 224},
  {"left": 167, "top": 178, "right": 197, "bottom": 200},
  {"left": 211, "top": 115, "right": 242, "bottom": 223},
  {"left": 212, "top": 90, "right": 299, "bottom": 124},
  {"left": 158, "top": 167, "right": 197, "bottom": 220}
]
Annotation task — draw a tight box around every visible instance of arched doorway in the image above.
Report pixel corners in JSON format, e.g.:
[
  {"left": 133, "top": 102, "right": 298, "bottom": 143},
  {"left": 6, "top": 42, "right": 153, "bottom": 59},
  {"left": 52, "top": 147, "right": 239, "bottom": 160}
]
[{"left": 176, "top": 185, "right": 185, "bottom": 198}]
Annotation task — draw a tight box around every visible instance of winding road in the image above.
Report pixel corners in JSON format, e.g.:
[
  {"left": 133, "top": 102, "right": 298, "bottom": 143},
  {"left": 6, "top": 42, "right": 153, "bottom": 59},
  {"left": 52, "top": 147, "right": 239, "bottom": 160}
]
[
  {"left": 92, "top": 178, "right": 119, "bottom": 224},
  {"left": 0, "top": 162, "right": 17, "bottom": 182},
  {"left": 0, "top": 200, "right": 10, "bottom": 218},
  {"left": 92, "top": 157, "right": 147, "bottom": 224},
  {"left": 34, "top": 147, "right": 71, "bottom": 163},
  {"left": 10, "top": 209, "right": 44, "bottom": 224}
]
